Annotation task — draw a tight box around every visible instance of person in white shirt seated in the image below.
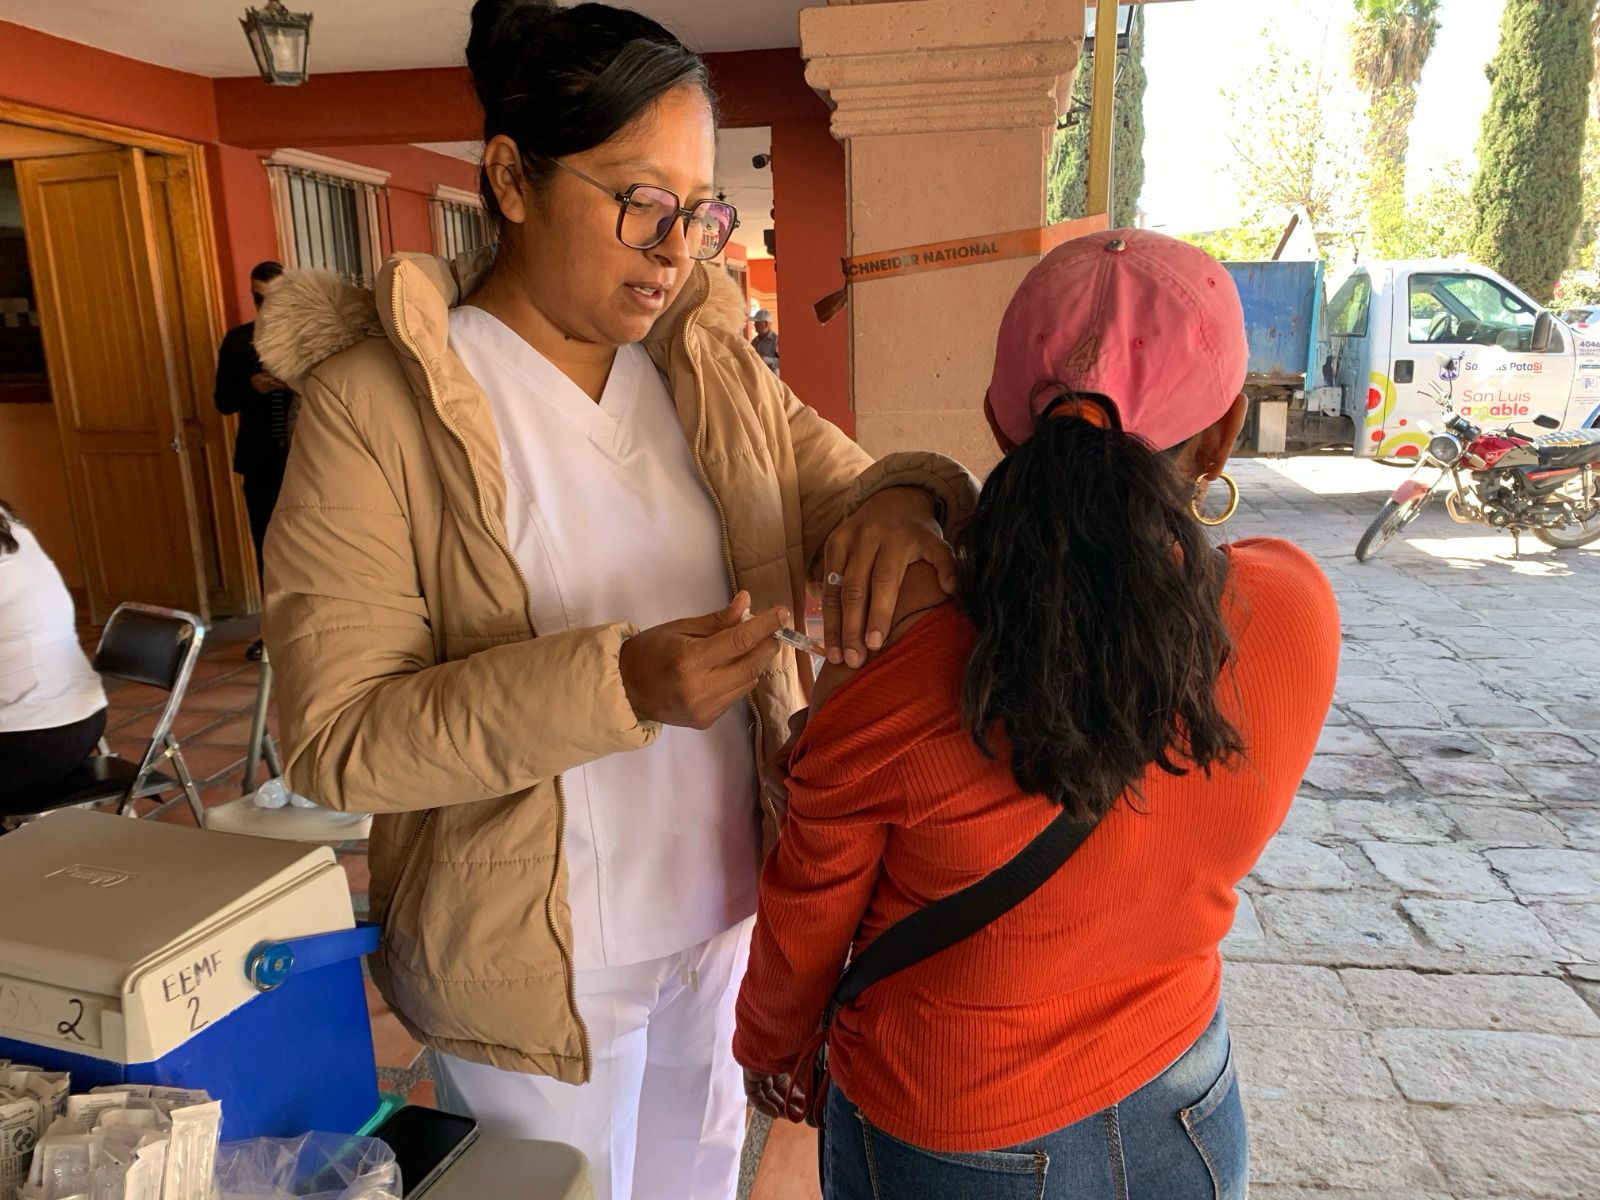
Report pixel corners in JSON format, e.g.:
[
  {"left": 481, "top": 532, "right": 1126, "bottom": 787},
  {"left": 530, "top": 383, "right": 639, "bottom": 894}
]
[{"left": 0, "top": 501, "right": 108, "bottom": 811}]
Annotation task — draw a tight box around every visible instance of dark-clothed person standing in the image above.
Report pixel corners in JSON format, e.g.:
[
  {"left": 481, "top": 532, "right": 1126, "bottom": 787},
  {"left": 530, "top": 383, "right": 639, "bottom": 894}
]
[
  {"left": 214, "top": 261, "right": 294, "bottom": 660},
  {"left": 751, "top": 308, "right": 779, "bottom": 375}
]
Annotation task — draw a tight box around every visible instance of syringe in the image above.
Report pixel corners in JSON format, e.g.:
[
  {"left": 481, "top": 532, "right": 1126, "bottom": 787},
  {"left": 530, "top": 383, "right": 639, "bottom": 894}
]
[{"left": 772, "top": 626, "right": 827, "bottom": 657}]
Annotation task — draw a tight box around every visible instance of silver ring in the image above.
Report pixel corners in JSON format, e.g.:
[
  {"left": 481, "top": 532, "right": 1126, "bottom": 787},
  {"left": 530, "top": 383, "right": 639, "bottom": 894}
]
[{"left": 826, "top": 572, "right": 844, "bottom": 587}]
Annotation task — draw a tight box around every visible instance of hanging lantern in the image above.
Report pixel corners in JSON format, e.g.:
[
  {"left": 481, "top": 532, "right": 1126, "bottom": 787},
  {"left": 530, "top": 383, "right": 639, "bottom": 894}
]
[{"left": 241, "top": 0, "right": 313, "bottom": 86}]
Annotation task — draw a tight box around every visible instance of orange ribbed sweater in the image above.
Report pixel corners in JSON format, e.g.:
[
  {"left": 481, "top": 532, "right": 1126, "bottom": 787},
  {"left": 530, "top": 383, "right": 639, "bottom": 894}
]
[{"left": 733, "top": 539, "right": 1340, "bottom": 1152}]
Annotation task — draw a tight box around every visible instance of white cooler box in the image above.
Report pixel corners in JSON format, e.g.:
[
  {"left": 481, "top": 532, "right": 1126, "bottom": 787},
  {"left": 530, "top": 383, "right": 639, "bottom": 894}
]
[{"left": 0, "top": 810, "right": 381, "bottom": 1140}]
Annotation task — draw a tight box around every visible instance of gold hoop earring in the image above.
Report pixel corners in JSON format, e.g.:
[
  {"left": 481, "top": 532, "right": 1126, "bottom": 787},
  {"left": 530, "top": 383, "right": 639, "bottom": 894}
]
[{"left": 1191, "top": 472, "right": 1239, "bottom": 526}]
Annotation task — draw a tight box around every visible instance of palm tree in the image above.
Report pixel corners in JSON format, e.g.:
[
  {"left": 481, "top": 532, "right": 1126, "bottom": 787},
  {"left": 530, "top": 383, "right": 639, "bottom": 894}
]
[{"left": 1349, "top": 0, "right": 1442, "bottom": 256}]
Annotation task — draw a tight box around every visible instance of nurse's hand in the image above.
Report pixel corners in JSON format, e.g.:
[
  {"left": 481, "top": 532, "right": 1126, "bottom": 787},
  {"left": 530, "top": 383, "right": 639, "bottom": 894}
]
[
  {"left": 822, "top": 487, "right": 954, "bottom": 669},
  {"left": 620, "top": 593, "right": 787, "bottom": 730}
]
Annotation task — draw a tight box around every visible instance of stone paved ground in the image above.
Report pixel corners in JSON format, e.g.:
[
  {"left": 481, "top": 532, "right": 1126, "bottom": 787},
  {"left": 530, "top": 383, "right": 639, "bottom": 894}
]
[{"left": 1217, "top": 457, "right": 1600, "bottom": 1200}]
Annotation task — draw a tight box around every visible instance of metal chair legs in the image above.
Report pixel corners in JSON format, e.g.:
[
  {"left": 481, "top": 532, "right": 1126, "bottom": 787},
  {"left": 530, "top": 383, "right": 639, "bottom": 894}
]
[
  {"left": 167, "top": 735, "right": 207, "bottom": 827},
  {"left": 243, "top": 650, "right": 282, "bottom": 794}
]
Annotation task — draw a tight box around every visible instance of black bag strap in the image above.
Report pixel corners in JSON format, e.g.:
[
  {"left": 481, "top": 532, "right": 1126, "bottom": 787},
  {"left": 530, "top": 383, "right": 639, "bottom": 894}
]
[{"left": 822, "top": 804, "right": 1103, "bottom": 1027}]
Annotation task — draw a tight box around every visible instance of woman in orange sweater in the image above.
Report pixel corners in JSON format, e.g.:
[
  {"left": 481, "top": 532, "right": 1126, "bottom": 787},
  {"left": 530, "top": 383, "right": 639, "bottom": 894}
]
[{"left": 734, "top": 230, "right": 1339, "bottom": 1199}]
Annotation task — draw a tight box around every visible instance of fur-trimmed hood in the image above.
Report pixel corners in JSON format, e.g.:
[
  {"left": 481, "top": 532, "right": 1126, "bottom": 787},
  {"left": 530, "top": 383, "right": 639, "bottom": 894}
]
[{"left": 255, "top": 247, "right": 753, "bottom": 391}]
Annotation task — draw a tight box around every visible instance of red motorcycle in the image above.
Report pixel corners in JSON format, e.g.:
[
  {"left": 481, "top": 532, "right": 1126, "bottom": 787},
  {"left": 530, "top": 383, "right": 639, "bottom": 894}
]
[{"left": 1356, "top": 354, "right": 1600, "bottom": 562}]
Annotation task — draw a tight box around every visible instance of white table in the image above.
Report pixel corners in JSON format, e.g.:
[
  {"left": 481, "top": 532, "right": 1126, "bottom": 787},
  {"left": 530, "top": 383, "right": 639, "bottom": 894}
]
[{"left": 425, "top": 1135, "right": 592, "bottom": 1200}]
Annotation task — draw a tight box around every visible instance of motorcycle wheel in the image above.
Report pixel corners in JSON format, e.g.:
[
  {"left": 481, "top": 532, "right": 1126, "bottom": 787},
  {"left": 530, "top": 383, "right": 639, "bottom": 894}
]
[
  {"left": 1533, "top": 475, "right": 1600, "bottom": 549},
  {"left": 1533, "top": 512, "right": 1600, "bottom": 549},
  {"left": 1356, "top": 493, "right": 1428, "bottom": 562}
]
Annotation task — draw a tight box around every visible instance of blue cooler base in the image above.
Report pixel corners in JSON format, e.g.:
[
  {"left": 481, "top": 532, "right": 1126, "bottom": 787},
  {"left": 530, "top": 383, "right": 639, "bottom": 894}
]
[{"left": 0, "top": 958, "right": 379, "bottom": 1141}]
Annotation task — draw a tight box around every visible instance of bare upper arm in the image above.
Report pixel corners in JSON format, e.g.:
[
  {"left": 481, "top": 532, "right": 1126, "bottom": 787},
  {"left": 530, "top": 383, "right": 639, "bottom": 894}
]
[{"left": 809, "top": 562, "right": 951, "bottom": 712}]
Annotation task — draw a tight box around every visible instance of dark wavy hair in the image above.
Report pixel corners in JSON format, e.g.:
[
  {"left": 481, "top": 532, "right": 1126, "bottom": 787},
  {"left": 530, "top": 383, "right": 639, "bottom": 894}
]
[
  {"left": 466, "top": 0, "right": 716, "bottom": 223},
  {"left": 956, "top": 404, "right": 1245, "bottom": 822},
  {"left": 0, "top": 501, "right": 18, "bottom": 557}
]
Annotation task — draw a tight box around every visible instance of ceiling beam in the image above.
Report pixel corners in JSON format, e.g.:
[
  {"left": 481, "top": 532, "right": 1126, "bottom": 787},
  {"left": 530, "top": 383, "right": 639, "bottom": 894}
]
[
  {"left": 213, "top": 49, "right": 827, "bottom": 150},
  {"left": 213, "top": 67, "right": 478, "bottom": 148}
]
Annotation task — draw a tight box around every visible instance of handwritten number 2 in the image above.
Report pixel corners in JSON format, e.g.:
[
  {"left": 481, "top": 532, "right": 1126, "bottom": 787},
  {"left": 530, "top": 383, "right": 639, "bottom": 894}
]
[
  {"left": 187, "top": 996, "right": 207, "bottom": 1032},
  {"left": 57, "top": 998, "right": 86, "bottom": 1042}
]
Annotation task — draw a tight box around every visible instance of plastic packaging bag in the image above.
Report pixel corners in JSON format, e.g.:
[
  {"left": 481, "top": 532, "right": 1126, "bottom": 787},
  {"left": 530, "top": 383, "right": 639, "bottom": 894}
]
[
  {"left": 0, "top": 1089, "right": 43, "bottom": 1198},
  {"left": 161, "top": 1101, "right": 221, "bottom": 1200},
  {"left": 251, "top": 779, "right": 320, "bottom": 810},
  {"left": 251, "top": 779, "right": 290, "bottom": 810},
  {"left": 215, "top": 1133, "right": 400, "bottom": 1200}
]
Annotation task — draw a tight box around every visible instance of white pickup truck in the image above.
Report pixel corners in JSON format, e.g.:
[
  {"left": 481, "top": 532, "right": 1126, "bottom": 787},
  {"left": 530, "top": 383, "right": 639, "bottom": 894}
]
[{"left": 1225, "top": 258, "right": 1600, "bottom": 458}]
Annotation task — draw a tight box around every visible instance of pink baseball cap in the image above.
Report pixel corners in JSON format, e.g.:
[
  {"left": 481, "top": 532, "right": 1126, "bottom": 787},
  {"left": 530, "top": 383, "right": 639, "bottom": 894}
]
[{"left": 986, "top": 228, "right": 1249, "bottom": 452}]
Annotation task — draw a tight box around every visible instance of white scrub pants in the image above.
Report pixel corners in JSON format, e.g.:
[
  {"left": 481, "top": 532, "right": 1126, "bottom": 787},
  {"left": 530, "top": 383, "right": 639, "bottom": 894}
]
[{"left": 433, "top": 918, "right": 754, "bottom": 1200}]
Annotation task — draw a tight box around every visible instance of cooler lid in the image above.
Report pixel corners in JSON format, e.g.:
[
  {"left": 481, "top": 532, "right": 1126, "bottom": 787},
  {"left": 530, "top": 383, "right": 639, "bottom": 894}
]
[{"left": 0, "top": 810, "right": 344, "bottom": 996}]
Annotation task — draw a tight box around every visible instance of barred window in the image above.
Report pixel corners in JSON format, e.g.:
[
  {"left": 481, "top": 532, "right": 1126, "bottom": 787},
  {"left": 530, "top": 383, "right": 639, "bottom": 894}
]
[
  {"left": 266, "top": 151, "right": 389, "bottom": 289},
  {"left": 431, "top": 186, "right": 491, "bottom": 259}
]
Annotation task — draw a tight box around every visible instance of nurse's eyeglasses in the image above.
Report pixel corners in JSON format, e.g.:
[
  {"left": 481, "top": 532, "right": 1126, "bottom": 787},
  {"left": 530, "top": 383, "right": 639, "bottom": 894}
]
[{"left": 551, "top": 160, "right": 740, "bottom": 262}]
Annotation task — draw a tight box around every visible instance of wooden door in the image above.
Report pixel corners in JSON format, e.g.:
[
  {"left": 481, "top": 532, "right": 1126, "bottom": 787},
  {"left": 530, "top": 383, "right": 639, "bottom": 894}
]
[
  {"left": 144, "top": 154, "right": 255, "bottom": 617},
  {"left": 15, "top": 148, "right": 208, "bottom": 623}
]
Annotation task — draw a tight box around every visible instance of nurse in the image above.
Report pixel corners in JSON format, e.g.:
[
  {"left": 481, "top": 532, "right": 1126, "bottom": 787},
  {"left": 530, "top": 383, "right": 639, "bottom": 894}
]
[{"left": 254, "top": 2, "right": 978, "bottom": 1199}]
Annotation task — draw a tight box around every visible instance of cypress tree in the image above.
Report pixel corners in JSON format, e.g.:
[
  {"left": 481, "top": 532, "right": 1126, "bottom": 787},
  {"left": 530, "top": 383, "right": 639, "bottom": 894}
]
[
  {"left": 1049, "top": 6, "right": 1148, "bottom": 227},
  {"left": 1468, "top": 0, "right": 1593, "bottom": 303}
]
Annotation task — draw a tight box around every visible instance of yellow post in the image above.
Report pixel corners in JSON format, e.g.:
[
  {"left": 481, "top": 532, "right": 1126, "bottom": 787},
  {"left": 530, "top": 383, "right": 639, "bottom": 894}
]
[{"left": 1084, "top": 1, "right": 1119, "bottom": 220}]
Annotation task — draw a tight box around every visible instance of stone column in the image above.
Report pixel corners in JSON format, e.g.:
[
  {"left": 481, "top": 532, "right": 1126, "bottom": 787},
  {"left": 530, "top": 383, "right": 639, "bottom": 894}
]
[{"left": 801, "top": 0, "right": 1085, "bottom": 472}]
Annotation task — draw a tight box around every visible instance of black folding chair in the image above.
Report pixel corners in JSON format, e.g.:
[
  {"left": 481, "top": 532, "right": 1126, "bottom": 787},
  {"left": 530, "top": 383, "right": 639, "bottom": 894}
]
[{"left": 4, "top": 603, "right": 207, "bottom": 826}]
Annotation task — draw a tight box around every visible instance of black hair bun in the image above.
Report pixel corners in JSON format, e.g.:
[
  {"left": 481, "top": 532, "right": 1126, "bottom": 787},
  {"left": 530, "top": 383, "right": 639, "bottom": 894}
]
[
  {"left": 462, "top": 0, "right": 711, "bottom": 222},
  {"left": 467, "top": 0, "right": 559, "bottom": 108}
]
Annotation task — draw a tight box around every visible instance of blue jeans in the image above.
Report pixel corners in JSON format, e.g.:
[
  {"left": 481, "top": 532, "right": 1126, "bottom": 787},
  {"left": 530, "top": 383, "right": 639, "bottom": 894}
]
[{"left": 822, "top": 1005, "right": 1245, "bottom": 1200}]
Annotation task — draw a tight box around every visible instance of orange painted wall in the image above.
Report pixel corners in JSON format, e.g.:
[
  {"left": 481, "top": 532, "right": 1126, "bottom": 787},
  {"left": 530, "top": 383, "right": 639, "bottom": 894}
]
[
  {"left": 214, "top": 68, "right": 481, "bottom": 149},
  {"left": 697, "top": 49, "right": 852, "bottom": 433},
  {"left": 708, "top": 51, "right": 852, "bottom": 436},
  {"left": 769, "top": 120, "right": 849, "bottom": 435},
  {"left": 0, "top": 20, "right": 218, "bottom": 143},
  {"left": 209, "top": 145, "right": 282, "bottom": 326},
  {"left": 749, "top": 259, "right": 777, "bottom": 296}
]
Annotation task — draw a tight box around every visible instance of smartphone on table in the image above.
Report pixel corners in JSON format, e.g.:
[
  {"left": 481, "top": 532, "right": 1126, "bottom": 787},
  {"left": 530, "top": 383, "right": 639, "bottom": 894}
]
[{"left": 371, "top": 1105, "right": 480, "bottom": 1197}]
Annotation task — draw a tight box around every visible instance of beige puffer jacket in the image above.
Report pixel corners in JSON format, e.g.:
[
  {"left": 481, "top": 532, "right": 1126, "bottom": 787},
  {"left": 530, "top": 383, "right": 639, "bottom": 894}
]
[{"left": 255, "top": 250, "right": 978, "bottom": 1082}]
